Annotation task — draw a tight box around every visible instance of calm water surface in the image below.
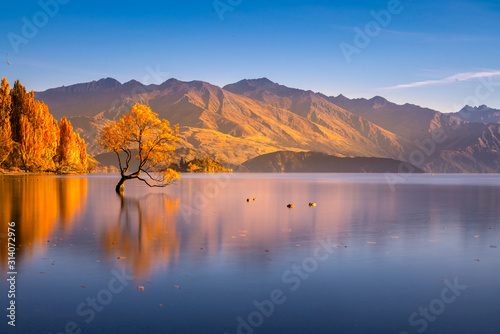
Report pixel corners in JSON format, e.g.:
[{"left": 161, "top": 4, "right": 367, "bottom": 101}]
[{"left": 1, "top": 173, "right": 499, "bottom": 334}]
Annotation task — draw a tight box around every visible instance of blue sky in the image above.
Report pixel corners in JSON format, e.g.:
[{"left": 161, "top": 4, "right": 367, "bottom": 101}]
[{"left": 1, "top": 0, "right": 499, "bottom": 112}]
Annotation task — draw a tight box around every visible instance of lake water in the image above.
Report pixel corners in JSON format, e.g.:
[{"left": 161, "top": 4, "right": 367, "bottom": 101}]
[{"left": 1, "top": 173, "right": 499, "bottom": 334}]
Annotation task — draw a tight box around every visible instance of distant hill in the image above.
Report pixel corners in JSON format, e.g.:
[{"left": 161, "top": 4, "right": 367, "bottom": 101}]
[
  {"left": 242, "top": 151, "right": 424, "bottom": 173},
  {"left": 34, "top": 77, "right": 500, "bottom": 173}
]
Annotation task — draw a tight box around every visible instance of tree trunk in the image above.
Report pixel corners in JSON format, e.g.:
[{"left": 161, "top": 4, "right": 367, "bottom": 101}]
[{"left": 115, "top": 176, "right": 127, "bottom": 194}]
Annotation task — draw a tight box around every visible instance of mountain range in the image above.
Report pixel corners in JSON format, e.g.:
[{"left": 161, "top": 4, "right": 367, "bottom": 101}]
[{"left": 34, "top": 77, "right": 500, "bottom": 173}]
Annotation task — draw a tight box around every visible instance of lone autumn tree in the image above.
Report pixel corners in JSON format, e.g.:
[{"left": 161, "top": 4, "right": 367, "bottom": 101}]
[{"left": 99, "top": 103, "right": 180, "bottom": 193}]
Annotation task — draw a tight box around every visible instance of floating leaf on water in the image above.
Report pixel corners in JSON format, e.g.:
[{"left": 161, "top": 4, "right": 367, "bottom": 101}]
[
  {"left": 138, "top": 286, "right": 145, "bottom": 291},
  {"left": 174, "top": 285, "right": 181, "bottom": 290}
]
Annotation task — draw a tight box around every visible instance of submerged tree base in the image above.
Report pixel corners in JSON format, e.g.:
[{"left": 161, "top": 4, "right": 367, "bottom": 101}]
[{"left": 116, "top": 177, "right": 126, "bottom": 194}]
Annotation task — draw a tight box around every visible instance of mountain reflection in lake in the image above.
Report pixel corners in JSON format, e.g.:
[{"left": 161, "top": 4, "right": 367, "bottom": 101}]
[{"left": 0, "top": 173, "right": 499, "bottom": 334}]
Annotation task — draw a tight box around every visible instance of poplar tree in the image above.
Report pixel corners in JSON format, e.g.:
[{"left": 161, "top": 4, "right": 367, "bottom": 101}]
[{"left": 0, "top": 78, "right": 12, "bottom": 165}]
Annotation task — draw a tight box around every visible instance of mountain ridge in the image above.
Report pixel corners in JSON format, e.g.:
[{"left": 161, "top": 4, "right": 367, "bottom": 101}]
[
  {"left": 450, "top": 105, "right": 500, "bottom": 124},
  {"left": 34, "top": 77, "right": 500, "bottom": 173}
]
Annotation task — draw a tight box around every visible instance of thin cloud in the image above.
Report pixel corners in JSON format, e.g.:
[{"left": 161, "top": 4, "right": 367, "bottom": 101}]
[
  {"left": 383, "top": 71, "right": 500, "bottom": 90},
  {"left": 381, "top": 29, "right": 499, "bottom": 43}
]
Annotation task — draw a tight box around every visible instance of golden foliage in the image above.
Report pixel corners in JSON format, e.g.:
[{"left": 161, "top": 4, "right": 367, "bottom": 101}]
[
  {"left": 57, "top": 117, "right": 87, "bottom": 172},
  {"left": 99, "top": 103, "right": 180, "bottom": 191},
  {"left": 18, "top": 101, "right": 59, "bottom": 171},
  {"left": 0, "top": 78, "right": 12, "bottom": 164},
  {"left": 0, "top": 78, "right": 88, "bottom": 172}
]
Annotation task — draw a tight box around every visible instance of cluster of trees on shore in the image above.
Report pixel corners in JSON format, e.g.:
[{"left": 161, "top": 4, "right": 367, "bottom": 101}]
[
  {"left": 173, "top": 157, "right": 232, "bottom": 173},
  {"left": 0, "top": 78, "right": 87, "bottom": 173}
]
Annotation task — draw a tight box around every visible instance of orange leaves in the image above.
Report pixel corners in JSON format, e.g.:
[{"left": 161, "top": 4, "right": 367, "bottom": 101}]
[
  {"left": 57, "top": 117, "right": 87, "bottom": 172},
  {"left": 17, "top": 100, "right": 59, "bottom": 171},
  {"left": 100, "top": 104, "right": 179, "bottom": 159},
  {"left": 161, "top": 169, "right": 181, "bottom": 185},
  {"left": 0, "top": 78, "right": 12, "bottom": 164},
  {"left": 0, "top": 78, "right": 87, "bottom": 172}
]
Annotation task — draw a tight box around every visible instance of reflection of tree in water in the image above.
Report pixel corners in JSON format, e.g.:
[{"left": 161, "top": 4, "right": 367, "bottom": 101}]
[
  {"left": 0, "top": 176, "right": 87, "bottom": 271},
  {"left": 100, "top": 193, "right": 181, "bottom": 279}
]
